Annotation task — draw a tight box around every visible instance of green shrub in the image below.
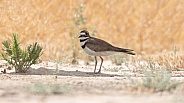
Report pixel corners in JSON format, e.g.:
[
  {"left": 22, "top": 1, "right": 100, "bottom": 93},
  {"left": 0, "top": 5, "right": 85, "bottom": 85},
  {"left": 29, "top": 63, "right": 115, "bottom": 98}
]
[{"left": 1, "top": 33, "right": 43, "bottom": 73}]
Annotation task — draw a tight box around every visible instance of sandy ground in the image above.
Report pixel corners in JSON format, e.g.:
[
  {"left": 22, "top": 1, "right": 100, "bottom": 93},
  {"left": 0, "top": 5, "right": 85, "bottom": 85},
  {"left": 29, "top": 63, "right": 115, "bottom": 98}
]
[{"left": 0, "top": 60, "right": 184, "bottom": 103}]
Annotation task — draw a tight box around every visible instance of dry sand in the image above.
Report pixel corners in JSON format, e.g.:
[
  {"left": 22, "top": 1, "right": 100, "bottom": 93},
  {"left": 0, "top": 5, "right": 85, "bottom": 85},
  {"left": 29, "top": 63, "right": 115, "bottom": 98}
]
[{"left": 0, "top": 60, "right": 184, "bottom": 103}]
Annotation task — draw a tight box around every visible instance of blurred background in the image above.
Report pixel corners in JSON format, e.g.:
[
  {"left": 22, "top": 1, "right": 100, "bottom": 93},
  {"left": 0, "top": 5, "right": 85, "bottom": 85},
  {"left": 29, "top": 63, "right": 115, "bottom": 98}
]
[{"left": 0, "top": 0, "right": 184, "bottom": 61}]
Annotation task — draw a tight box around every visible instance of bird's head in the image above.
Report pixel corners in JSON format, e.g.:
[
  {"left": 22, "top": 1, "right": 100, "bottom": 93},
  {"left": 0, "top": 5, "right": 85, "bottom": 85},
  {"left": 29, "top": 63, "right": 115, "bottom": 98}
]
[{"left": 78, "top": 30, "right": 90, "bottom": 39}]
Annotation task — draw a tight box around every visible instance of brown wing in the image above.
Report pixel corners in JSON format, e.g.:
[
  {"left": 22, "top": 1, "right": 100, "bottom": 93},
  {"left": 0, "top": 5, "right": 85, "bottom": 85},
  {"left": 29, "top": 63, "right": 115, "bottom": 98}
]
[
  {"left": 86, "top": 37, "right": 115, "bottom": 52},
  {"left": 86, "top": 37, "right": 135, "bottom": 55}
]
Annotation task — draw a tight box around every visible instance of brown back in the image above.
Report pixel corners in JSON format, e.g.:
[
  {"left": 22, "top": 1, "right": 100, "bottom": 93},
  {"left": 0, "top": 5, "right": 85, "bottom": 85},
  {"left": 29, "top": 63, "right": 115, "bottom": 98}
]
[{"left": 85, "top": 37, "right": 116, "bottom": 52}]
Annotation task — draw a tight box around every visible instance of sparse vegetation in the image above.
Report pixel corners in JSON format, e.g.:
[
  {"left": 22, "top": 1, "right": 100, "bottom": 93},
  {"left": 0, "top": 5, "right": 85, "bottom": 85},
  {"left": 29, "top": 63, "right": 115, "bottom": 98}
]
[
  {"left": 129, "top": 61, "right": 181, "bottom": 93},
  {"left": 0, "top": 34, "right": 43, "bottom": 73},
  {"left": 142, "top": 67, "right": 180, "bottom": 92},
  {"left": 110, "top": 54, "right": 129, "bottom": 65},
  {"left": 28, "top": 82, "right": 70, "bottom": 95}
]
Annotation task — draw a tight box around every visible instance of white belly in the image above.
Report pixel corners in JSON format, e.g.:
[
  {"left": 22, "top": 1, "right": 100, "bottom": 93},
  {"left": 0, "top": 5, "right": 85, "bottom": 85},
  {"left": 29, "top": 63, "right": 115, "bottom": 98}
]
[{"left": 83, "top": 46, "right": 116, "bottom": 56}]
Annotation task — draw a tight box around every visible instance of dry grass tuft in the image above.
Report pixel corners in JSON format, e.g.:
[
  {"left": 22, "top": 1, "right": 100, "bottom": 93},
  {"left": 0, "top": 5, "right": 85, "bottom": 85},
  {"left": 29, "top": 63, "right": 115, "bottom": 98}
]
[{"left": 136, "top": 51, "right": 184, "bottom": 70}]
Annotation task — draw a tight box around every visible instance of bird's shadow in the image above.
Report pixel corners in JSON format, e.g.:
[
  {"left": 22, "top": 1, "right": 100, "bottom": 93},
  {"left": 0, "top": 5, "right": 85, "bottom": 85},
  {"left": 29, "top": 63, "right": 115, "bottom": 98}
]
[{"left": 8, "top": 67, "right": 124, "bottom": 77}]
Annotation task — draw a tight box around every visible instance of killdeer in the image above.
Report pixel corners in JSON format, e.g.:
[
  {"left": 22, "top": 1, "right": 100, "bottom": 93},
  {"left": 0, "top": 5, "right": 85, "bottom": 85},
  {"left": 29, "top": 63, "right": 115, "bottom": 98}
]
[{"left": 79, "top": 30, "right": 135, "bottom": 73}]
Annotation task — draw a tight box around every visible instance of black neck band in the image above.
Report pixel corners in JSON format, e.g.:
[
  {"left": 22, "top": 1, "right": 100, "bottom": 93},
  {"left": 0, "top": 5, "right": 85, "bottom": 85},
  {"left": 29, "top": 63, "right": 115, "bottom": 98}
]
[
  {"left": 81, "top": 42, "right": 87, "bottom": 49},
  {"left": 80, "top": 38, "right": 88, "bottom": 42}
]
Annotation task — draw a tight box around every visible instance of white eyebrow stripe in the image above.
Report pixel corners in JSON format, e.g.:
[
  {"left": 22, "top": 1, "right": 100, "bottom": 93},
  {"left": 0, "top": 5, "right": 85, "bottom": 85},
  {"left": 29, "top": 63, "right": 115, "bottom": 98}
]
[{"left": 80, "top": 32, "right": 86, "bottom": 35}]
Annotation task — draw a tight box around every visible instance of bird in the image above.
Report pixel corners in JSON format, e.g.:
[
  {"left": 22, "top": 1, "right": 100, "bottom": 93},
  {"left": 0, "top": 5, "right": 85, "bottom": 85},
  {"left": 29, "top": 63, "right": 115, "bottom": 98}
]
[{"left": 78, "top": 30, "right": 135, "bottom": 74}]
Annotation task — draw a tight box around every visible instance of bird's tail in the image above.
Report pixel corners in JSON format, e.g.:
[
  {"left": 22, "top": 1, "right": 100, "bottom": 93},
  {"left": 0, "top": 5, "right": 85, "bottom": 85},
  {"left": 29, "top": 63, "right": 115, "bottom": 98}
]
[{"left": 114, "top": 47, "right": 135, "bottom": 55}]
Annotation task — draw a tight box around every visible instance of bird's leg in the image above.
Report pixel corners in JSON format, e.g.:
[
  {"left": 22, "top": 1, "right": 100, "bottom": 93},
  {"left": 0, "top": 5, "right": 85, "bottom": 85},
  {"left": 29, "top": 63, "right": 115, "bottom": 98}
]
[
  {"left": 94, "top": 56, "right": 97, "bottom": 73},
  {"left": 97, "top": 56, "right": 103, "bottom": 73}
]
